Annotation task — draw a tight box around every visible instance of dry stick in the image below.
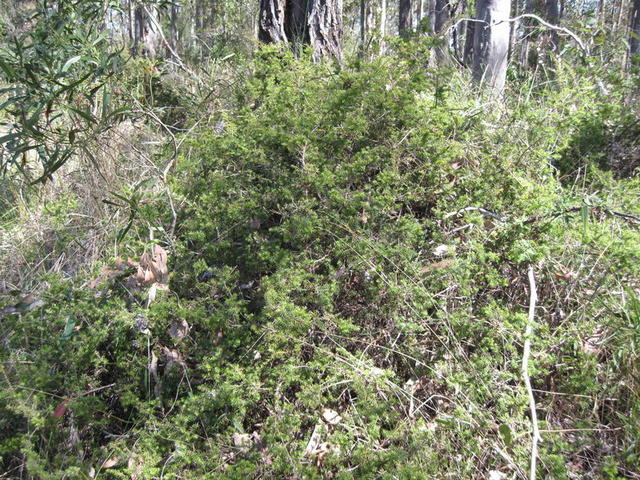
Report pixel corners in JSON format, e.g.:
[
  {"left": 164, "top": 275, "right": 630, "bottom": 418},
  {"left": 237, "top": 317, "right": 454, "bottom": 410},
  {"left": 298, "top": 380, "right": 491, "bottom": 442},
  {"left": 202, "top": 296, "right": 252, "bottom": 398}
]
[
  {"left": 448, "top": 14, "right": 587, "bottom": 54},
  {"left": 523, "top": 265, "right": 541, "bottom": 480},
  {"left": 142, "top": 6, "right": 203, "bottom": 85}
]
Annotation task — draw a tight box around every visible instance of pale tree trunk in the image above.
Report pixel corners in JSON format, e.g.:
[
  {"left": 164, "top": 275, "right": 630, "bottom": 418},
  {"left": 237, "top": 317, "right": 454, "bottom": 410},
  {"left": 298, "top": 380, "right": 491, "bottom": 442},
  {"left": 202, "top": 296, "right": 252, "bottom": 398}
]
[
  {"left": 380, "top": 0, "right": 387, "bottom": 51},
  {"left": 366, "top": 0, "right": 377, "bottom": 41},
  {"left": 597, "top": 0, "right": 605, "bottom": 25},
  {"left": 169, "top": 4, "right": 179, "bottom": 52},
  {"left": 509, "top": 0, "right": 518, "bottom": 59},
  {"left": 133, "top": 5, "right": 161, "bottom": 57},
  {"left": 433, "top": 0, "right": 450, "bottom": 62},
  {"left": 428, "top": 0, "right": 436, "bottom": 32},
  {"left": 434, "top": 0, "right": 449, "bottom": 33},
  {"left": 399, "top": 0, "right": 413, "bottom": 36},
  {"left": 453, "top": 0, "right": 466, "bottom": 57},
  {"left": 631, "top": 0, "right": 640, "bottom": 57},
  {"left": 127, "top": 0, "right": 134, "bottom": 47},
  {"left": 417, "top": 0, "right": 424, "bottom": 29},
  {"left": 473, "top": 0, "right": 511, "bottom": 92}
]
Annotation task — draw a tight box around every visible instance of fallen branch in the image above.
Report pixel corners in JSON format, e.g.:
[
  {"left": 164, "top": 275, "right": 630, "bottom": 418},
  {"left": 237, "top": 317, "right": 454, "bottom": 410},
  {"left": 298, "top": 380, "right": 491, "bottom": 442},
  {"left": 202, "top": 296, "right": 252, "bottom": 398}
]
[
  {"left": 444, "top": 206, "right": 508, "bottom": 223},
  {"left": 523, "top": 266, "right": 541, "bottom": 480},
  {"left": 444, "top": 205, "right": 640, "bottom": 227}
]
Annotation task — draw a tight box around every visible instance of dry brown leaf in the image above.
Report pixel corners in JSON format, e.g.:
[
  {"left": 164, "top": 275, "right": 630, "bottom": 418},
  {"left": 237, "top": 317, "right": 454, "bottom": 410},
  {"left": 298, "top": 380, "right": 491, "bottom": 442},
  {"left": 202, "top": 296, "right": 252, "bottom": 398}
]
[
  {"left": 554, "top": 271, "right": 575, "bottom": 281},
  {"left": 53, "top": 401, "right": 68, "bottom": 418},
  {"left": 143, "top": 268, "right": 155, "bottom": 284},
  {"left": 322, "top": 408, "right": 342, "bottom": 425},
  {"left": 232, "top": 433, "right": 254, "bottom": 453},
  {"left": 161, "top": 346, "right": 185, "bottom": 371},
  {"left": 147, "top": 283, "right": 157, "bottom": 307},
  {"left": 420, "top": 259, "right": 453, "bottom": 274},
  {"left": 141, "top": 245, "right": 168, "bottom": 285},
  {"left": 127, "top": 257, "right": 139, "bottom": 267},
  {"left": 100, "top": 456, "right": 120, "bottom": 469},
  {"left": 168, "top": 318, "right": 190, "bottom": 340},
  {"left": 302, "top": 421, "right": 326, "bottom": 457},
  {"left": 127, "top": 454, "right": 144, "bottom": 479},
  {"left": 149, "top": 351, "right": 158, "bottom": 380}
]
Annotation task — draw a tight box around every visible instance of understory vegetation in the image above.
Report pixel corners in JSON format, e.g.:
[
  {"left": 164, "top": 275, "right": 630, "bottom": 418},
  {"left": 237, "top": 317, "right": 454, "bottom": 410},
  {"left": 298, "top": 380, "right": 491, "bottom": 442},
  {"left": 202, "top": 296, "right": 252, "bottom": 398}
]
[{"left": 2, "top": 36, "right": 640, "bottom": 480}]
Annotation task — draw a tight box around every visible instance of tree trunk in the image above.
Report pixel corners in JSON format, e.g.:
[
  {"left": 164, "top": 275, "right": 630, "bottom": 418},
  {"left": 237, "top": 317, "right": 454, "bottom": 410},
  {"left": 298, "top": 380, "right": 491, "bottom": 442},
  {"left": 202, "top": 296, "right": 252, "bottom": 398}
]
[
  {"left": 308, "top": 0, "right": 343, "bottom": 60},
  {"left": 259, "top": 0, "right": 288, "bottom": 43},
  {"left": 520, "top": 0, "right": 538, "bottom": 68},
  {"left": 169, "top": 4, "right": 179, "bottom": 53},
  {"left": 380, "top": 0, "right": 387, "bottom": 51},
  {"left": 360, "top": 0, "right": 366, "bottom": 42},
  {"left": 545, "top": 0, "right": 559, "bottom": 50},
  {"left": 285, "top": 0, "right": 309, "bottom": 46},
  {"left": 258, "top": 0, "right": 342, "bottom": 61},
  {"left": 472, "top": 0, "right": 511, "bottom": 92},
  {"left": 417, "top": 0, "right": 424, "bottom": 29},
  {"left": 428, "top": 0, "right": 436, "bottom": 33},
  {"left": 133, "top": 6, "right": 161, "bottom": 57},
  {"left": 399, "top": 0, "right": 413, "bottom": 36},
  {"left": 463, "top": 19, "right": 475, "bottom": 66},
  {"left": 434, "top": 0, "right": 449, "bottom": 33},
  {"left": 631, "top": 0, "right": 640, "bottom": 57}
]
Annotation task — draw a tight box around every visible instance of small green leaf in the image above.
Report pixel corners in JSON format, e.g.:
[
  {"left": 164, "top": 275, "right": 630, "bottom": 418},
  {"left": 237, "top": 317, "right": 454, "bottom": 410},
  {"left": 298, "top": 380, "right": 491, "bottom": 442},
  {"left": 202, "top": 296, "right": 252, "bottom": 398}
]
[
  {"left": 0, "top": 57, "right": 16, "bottom": 78},
  {"left": 498, "top": 424, "right": 512, "bottom": 447},
  {"left": 61, "top": 316, "right": 76, "bottom": 342},
  {"left": 61, "top": 55, "right": 82, "bottom": 74}
]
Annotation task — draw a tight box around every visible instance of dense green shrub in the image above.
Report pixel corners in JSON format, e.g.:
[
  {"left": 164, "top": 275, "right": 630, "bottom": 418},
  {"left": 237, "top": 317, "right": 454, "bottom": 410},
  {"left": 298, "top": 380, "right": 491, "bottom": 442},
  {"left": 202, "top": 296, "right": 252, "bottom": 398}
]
[{"left": 1, "top": 43, "right": 640, "bottom": 478}]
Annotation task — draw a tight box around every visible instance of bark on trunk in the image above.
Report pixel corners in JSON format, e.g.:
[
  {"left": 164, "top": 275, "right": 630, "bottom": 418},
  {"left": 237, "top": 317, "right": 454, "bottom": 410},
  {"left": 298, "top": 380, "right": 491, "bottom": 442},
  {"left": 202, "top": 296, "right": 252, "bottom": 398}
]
[
  {"left": 259, "top": 0, "right": 288, "bottom": 43},
  {"left": 380, "top": 0, "right": 387, "bottom": 51},
  {"left": 428, "top": 0, "right": 436, "bottom": 33},
  {"left": 472, "top": 0, "right": 511, "bottom": 92},
  {"left": 463, "top": 19, "right": 475, "bottom": 66},
  {"left": 133, "top": 6, "right": 161, "bottom": 57},
  {"left": 169, "top": 4, "right": 179, "bottom": 52},
  {"left": 545, "top": 0, "right": 559, "bottom": 50},
  {"left": 631, "top": 0, "right": 640, "bottom": 57},
  {"left": 259, "top": 0, "right": 342, "bottom": 61},
  {"left": 308, "top": 0, "right": 343, "bottom": 60},
  {"left": 434, "top": 0, "right": 449, "bottom": 33},
  {"left": 285, "top": 0, "right": 309, "bottom": 45},
  {"left": 360, "top": 0, "right": 366, "bottom": 42},
  {"left": 399, "top": 0, "right": 413, "bottom": 36}
]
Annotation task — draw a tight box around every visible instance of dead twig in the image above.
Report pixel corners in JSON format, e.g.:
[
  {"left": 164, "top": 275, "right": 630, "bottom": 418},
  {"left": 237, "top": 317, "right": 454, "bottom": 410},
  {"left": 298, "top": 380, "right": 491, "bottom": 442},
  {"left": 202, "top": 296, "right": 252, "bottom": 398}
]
[{"left": 523, "top": 265, "right": 541, "bottom": 480}]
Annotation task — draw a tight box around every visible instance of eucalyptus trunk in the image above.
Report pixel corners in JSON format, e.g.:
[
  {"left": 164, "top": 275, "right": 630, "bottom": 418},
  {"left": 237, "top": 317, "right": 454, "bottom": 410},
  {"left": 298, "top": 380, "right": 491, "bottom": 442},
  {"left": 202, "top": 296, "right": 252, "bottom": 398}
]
[
  {"left": 434, "top": 0, "right": 449, "bottom": 33},
  {"left": 133, "top": 5, "right": 161, "bottom": 57},
  {"left": 399, "top": 0, "right": 413, "bottom": 36},
  {"left": 258, "top": 0, "right": 343, "bottom": 60},
  {"left": 308, "top": 0, "right": 343, "bottom": 60},
  {"left": 472, "top": 0, "right": 511, "bottom": 92},
  {"left": 631, "top": 0, "right": 640, "bottom": 58}
]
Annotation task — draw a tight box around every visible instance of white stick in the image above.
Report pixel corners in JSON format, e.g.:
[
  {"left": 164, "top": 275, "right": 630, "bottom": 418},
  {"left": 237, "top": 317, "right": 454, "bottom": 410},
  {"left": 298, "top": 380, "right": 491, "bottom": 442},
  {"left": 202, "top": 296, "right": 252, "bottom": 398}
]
[
  {"left": 523, "top": 265, "right": 541, "bottom": 480},
  {"left": 447, "top": 15, "right": 587, "bottom": 54}
]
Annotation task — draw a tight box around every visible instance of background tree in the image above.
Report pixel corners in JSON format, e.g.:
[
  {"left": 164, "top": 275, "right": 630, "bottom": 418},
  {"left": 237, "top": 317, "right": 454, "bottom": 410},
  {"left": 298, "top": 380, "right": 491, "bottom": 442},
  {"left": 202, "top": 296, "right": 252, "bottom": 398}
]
[
  {"left": 472, "top": 0, "right": 511, "bottom": 91},
  {"left": 259, "top": 0, "right": 343, "bottom": 60},
  {"left": 631, "top": 0, "right": 640, "bottom": 60},
  {"left": 399, "top": 0, "right": 413, "bottom": 36}
]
